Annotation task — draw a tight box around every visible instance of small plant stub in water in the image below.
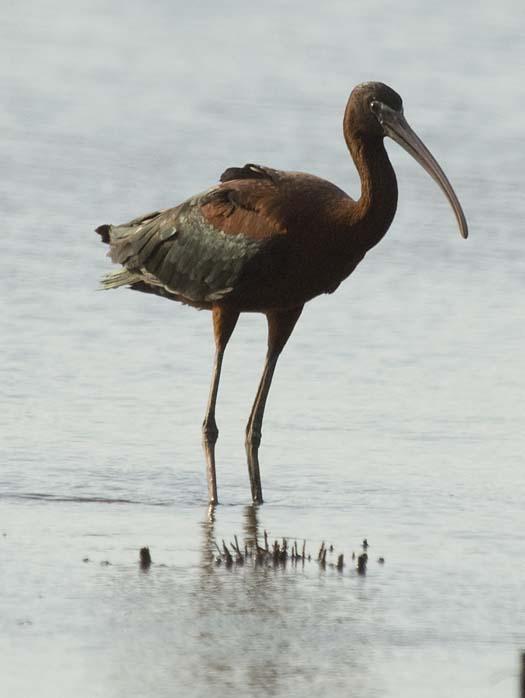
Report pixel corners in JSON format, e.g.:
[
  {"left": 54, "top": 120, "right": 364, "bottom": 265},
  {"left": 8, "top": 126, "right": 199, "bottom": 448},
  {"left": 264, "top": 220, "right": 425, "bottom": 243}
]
[
  {"left": 211, "top": 534, "right": 383, "bottom": 577},
  {"left": 140, "top": 547, "right": 152, "bottom": 569},
  {"left": 357, "top": 553, "right": 368, "bottom": 575}
]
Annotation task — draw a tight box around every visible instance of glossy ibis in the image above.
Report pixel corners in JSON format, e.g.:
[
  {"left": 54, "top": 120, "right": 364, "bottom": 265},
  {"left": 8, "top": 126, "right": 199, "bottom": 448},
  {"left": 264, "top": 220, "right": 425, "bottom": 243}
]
[{"left": 96, "top": 81, "right": 468, "bottom": 505}]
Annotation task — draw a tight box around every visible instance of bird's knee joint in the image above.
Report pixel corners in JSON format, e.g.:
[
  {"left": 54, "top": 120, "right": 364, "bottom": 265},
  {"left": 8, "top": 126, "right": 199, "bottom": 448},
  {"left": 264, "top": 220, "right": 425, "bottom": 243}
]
[
  {"left": 245, "top": 428, "right": 262, "bottom": 449},
  {"left": 202, "top": 420, "right": 219, "bottom": 443}
]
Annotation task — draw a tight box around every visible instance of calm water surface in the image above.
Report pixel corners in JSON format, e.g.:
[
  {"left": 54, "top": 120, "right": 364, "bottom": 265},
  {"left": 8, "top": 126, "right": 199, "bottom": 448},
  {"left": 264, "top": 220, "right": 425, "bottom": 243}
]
[{"left": 1, "top": 1, "right": 524, "bottom": 696}]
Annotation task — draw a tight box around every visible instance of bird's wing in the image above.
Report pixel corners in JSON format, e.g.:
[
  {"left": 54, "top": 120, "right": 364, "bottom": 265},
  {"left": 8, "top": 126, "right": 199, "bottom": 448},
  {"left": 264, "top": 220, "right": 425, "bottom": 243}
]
[{"left": 98, "top": 164, "right": 288, "bottom": 303}]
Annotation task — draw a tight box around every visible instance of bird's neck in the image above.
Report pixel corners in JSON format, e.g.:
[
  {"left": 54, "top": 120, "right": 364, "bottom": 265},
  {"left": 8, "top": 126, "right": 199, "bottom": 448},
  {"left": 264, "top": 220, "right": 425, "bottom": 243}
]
[{"left": 345, "top": 135, "right": 398, "bottom": 251}]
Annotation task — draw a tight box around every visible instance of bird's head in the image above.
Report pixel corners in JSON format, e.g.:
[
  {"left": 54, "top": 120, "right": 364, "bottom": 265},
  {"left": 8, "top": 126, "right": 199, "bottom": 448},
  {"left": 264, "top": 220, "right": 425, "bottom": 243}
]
[{"left": 345, "top": 81, "right": 468, "bottom": 239}]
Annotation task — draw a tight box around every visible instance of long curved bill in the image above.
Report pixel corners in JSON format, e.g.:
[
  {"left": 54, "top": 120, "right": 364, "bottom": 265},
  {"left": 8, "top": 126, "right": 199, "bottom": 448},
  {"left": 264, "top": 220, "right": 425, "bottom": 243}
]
[{"left": 380, "top": 105, "right": 468, "bottom": 239}]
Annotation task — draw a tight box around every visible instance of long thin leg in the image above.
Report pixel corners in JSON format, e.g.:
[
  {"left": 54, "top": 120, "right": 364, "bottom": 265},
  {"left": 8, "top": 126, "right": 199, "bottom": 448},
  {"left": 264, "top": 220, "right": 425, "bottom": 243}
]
[
  {"left": 202, "top": 306, "right": 239, "bottom": 504},
  {"left": 245, "top": 354, "right": 278, "bottom": 503},
  {"left": 245, "top": 306, "right": 303, "bottom": 503},
  {"left": 202, "top": 349, "right": 224, "bottom": 505}
]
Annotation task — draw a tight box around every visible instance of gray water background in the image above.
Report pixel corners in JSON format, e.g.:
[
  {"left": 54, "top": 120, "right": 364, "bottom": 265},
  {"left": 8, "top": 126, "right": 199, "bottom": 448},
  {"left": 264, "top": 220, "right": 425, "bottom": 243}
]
[{"left": 1, "top": 1, "right": 524, "bottom": 696}]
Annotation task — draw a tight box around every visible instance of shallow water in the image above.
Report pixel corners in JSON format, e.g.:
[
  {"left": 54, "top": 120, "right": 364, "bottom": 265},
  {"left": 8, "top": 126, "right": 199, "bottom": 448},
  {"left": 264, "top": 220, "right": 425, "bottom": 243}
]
[{"left": 1, "top": 1, "right": 525, "bottom": 696}]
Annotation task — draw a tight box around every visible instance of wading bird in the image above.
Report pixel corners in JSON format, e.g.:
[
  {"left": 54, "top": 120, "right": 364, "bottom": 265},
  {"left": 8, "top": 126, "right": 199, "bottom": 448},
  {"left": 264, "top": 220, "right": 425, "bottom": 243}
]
[{"left": 96, "top": 82, "right": 468, "bottom": 505}]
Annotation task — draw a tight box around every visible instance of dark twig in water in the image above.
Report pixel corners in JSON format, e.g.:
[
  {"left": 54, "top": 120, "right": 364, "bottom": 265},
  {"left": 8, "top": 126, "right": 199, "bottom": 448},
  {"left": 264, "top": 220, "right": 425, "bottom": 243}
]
[
  {"left": 222, "top": 539, "right": 233, "bottom": 567},
  {"left": 233, "top": 535, "right": 241, "bottom": 555},
  {"left": 272, "top": 539, "right": 288, "bottom": 565},
  {"left": 233, "top": 536, "right": 244, "bottom": 564},
  {"left": 357, "top": 553, "right": 368, "bottom": 575},
  {"left": 140, "top": 547, "right": 152, "bottom": 569},
  {"left": 211, "top": 535, "right": 382, "bottom": 577}
]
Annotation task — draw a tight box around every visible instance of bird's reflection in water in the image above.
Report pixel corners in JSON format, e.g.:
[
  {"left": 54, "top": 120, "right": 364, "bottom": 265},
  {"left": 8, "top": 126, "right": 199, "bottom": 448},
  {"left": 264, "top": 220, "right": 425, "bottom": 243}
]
[
  {"left": 199, "top": 503, "right": 260, "bottom": 573},
  {"left": 242, "top": 500, "right": 260, "bottom": 548},
  {"left": 192, "top": 503, "right": 373, "bottom": 695},
  {"left": 195, "top": 504, "right": 302, "bottom": 695},
  {"left": 199, "top": 504, "right": 218, "bottom": 574}
]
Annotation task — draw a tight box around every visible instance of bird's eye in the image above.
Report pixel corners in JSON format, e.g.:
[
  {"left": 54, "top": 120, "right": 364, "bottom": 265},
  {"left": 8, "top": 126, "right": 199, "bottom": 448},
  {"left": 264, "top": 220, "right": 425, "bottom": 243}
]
[{"left": 370, "top": 100, "right": 381, "bottom": 115}]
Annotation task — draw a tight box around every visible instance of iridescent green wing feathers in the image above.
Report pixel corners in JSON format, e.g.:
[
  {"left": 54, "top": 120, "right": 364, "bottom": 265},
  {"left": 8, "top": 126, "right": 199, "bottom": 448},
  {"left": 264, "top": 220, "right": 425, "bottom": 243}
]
[{"left": 97, "top": 165, "right": 285, "bottom": 303}]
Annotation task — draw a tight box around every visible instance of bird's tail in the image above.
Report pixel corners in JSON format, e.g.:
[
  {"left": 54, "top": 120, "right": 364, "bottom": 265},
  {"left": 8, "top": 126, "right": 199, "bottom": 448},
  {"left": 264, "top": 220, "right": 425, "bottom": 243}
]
[
  {"left": 96, "top": 223, "right": 140, "bottom": 289},
  {"left": 95, "top": 216, "right": 162, "bottom": 290},
  {"left": 96, "top": 224, "right": 111, "bottom": 244},
  {"left": 100, "top": 269, "right": 143, "bottom": 290}
]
